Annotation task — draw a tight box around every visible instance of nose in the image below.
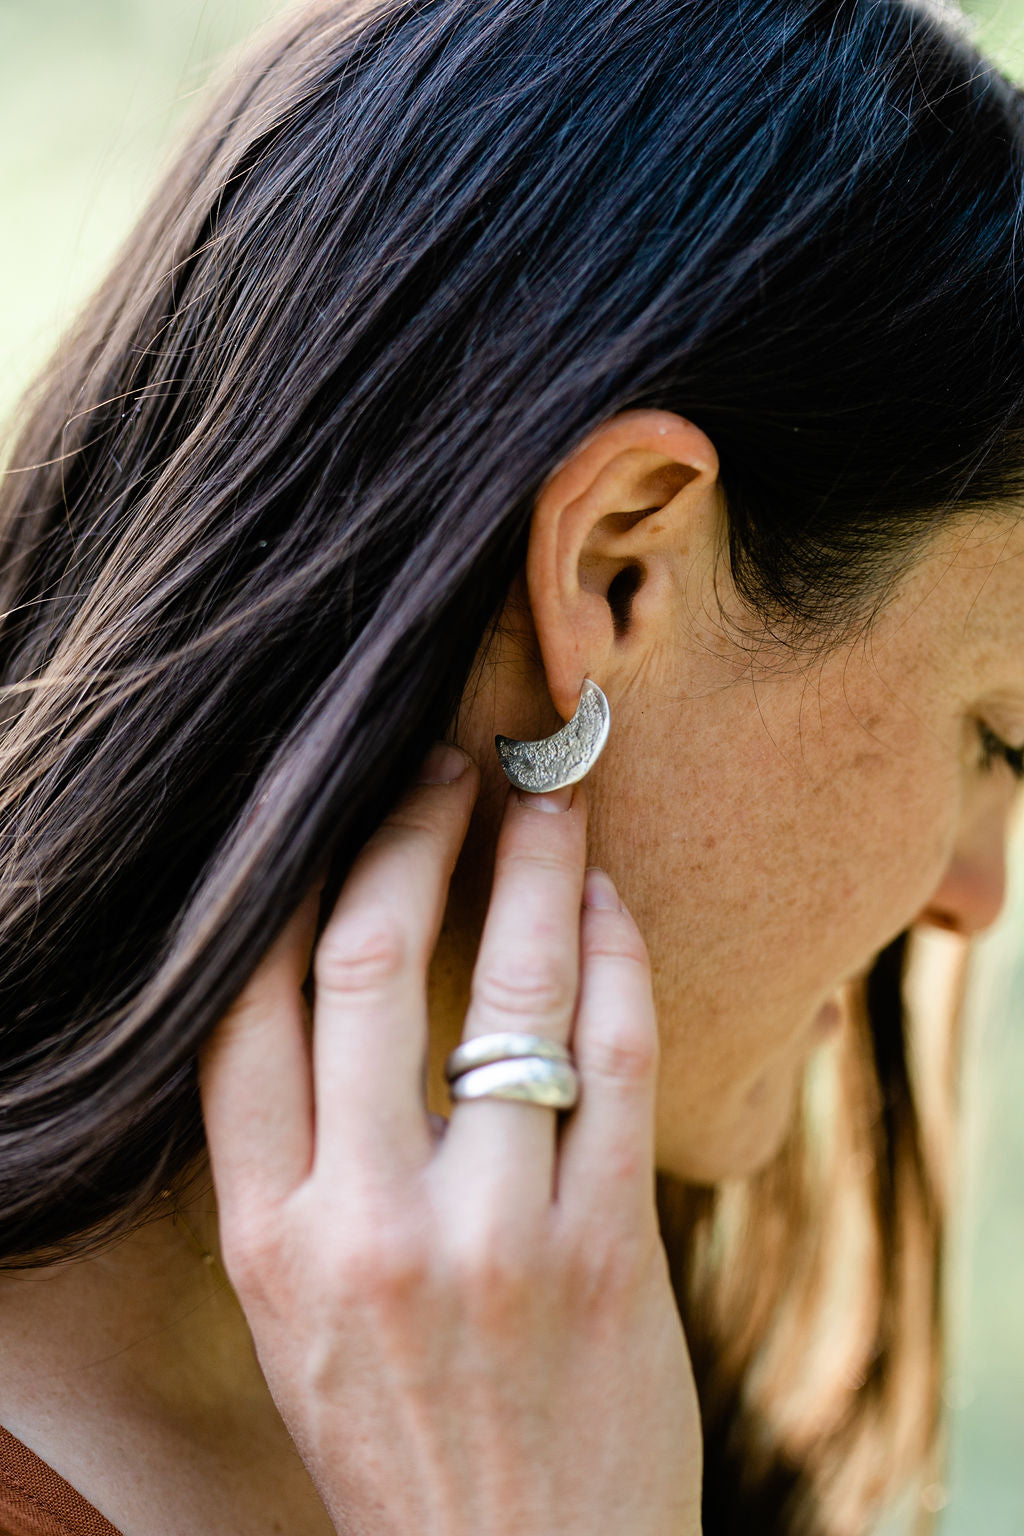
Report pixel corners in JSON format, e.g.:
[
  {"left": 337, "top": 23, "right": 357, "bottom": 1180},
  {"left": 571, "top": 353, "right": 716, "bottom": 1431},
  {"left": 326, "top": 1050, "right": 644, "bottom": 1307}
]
[{"left": 918, "top": 794, "right": 1013, "bottom": 938}]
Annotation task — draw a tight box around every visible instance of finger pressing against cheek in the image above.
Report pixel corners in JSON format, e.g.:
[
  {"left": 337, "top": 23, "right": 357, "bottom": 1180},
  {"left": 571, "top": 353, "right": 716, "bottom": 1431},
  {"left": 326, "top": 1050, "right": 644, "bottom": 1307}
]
[{"left": 554, "top": 868, "right": 660, "bottom": 1238}]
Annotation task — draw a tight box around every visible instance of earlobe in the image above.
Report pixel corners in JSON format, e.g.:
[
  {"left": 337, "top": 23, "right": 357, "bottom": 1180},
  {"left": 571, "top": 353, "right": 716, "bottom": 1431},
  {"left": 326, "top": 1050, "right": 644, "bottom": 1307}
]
[{"left": 525, "top": 410, "right": 721, "bottom": 720}]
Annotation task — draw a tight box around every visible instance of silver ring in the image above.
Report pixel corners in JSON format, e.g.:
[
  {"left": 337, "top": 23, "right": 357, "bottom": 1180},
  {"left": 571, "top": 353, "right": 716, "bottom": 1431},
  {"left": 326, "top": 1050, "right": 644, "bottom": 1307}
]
[
  {"left": 448, "top": 1057, "right": 580, "bottom": 1111},
  {"left": 444, "top": 1031, "right": 573, "bottom": 1083}
]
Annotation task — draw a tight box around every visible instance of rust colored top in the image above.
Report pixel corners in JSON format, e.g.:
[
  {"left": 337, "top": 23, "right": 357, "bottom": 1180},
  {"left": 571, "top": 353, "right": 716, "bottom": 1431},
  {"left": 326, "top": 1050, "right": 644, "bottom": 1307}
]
[{"left": 0, "top": 1427, "right": 122, "bottom": 1536}]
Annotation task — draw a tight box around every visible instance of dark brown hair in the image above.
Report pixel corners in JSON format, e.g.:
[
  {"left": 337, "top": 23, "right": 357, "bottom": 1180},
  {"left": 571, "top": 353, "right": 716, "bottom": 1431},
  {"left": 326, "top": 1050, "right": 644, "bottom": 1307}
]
[{"left": 0, "top": 1, "right": 1021, "bottom": 1530}]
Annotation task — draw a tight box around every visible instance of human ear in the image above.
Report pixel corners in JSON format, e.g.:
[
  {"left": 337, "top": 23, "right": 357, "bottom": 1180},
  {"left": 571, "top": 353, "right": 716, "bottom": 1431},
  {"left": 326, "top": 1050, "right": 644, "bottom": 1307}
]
[{"left": 525, "top": 409, "right": 722, "bottom": 719}]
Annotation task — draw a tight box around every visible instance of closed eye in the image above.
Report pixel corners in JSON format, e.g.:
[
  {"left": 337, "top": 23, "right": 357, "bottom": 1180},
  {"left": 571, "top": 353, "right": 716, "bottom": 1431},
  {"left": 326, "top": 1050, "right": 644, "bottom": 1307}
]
[{"left": 977, "top": 721, "right": 1024, "bottom": 781}]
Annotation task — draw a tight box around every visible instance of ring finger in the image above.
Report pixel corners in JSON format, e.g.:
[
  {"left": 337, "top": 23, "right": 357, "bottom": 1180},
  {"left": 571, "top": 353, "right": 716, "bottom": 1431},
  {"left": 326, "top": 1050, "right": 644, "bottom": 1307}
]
[{"left": 437, "top": 779, "right": 587, "bottom": 1218}]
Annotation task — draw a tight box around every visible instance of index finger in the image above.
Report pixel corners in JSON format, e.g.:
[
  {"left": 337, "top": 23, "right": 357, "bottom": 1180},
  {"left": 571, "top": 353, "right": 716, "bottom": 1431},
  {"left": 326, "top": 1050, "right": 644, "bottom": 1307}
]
[
  {"left": 198, "top": 883, "right": 321, "bottom": 1219},
  {"left": 310, "top": 745, "right": 478, "bottom": 1179}
]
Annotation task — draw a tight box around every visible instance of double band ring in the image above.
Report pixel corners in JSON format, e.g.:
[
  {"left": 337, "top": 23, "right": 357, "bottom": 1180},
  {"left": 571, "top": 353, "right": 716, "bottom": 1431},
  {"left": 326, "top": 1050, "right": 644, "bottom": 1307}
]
[
  {"left": 444, "top": 1031, "right": 573, "bottom": 1079},
  {"left": 444, "top": 1031, "right": 580, "bottom": 1112}
]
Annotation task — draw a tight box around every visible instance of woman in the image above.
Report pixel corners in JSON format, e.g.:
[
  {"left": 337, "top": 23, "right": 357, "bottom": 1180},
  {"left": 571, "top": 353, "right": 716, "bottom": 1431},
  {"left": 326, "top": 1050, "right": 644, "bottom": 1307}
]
[{"left": 0, "top": 0, "right": 1022, "bottom": 1530}]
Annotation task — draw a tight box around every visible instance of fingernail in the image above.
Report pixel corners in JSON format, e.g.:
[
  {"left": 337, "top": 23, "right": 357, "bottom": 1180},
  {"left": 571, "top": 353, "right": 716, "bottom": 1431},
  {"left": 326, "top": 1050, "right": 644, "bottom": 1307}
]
[
  {"left": 418, "top": 743, "right": 469, "bottom": 783},
  {"left": 517, "top": 783, "right": 575, "bottom": 813},
  {"left": 583, "top": 866, "right": 620, "bottom": 910}
]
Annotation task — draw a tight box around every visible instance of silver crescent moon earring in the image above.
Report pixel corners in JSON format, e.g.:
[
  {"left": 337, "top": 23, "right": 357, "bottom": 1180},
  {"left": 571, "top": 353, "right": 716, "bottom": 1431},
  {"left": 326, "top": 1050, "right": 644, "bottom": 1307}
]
[{"left": 494, "top": 678, "right": 611, "bottom": 793}]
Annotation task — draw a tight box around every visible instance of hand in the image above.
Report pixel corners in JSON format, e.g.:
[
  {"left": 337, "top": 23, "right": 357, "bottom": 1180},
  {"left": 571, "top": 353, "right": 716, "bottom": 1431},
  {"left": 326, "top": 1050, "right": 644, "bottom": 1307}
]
[{"left": 198, "top": 745, "right": 702, "bottom": 1535}]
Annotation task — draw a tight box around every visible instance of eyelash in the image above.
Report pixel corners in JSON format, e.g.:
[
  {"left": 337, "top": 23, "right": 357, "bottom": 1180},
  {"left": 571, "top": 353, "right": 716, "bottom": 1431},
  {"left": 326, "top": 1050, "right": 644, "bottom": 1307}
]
[{"left": 977, "top": 722, "right": 1024, "bottom": 782}]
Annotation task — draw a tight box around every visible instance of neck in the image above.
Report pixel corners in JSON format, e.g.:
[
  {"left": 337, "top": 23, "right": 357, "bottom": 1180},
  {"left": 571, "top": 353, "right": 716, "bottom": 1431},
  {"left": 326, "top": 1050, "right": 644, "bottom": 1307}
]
[
  {"left": 0, "top": 903, "right": 494, "bottom": 1443},
  {"left": 0, "top": 1164, "right": 261, "bottom": 1432},
  {"left": 0, "top": 694, "right": 559, "bottom": 1440}
]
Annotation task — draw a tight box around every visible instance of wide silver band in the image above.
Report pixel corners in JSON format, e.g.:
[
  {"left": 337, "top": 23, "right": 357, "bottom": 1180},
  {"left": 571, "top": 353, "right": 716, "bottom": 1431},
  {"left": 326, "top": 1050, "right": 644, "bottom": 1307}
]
[
  {"left": 444, "top": 1031, "right": 573, "bottom": 1082},
  {"left": 448, "top": 1056, "right": 580, "bottom": 1110}
]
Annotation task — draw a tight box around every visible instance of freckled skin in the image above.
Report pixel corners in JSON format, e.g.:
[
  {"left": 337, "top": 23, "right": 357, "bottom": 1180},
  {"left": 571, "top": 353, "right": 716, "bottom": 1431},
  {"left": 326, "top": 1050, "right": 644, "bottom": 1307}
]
[
  {"left": 1, "top": 424, "right": 1021, "bottom": 1530},
  {"left": 428, "top": 420, "right": 1024, "bottom": 1183}
]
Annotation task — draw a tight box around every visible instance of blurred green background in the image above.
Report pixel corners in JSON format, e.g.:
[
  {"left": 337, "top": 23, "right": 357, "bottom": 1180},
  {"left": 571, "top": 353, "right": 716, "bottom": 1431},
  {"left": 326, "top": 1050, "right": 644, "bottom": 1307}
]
[{"left": 1, "top": 2, "right": 1024, "bottom": 1531}]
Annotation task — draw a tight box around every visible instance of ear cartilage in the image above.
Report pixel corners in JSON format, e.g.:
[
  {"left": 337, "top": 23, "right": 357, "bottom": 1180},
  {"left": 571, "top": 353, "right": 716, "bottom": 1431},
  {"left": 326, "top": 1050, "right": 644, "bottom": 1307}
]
[{"left": 494, "top": 678, "right": 610, "bottom": 793}]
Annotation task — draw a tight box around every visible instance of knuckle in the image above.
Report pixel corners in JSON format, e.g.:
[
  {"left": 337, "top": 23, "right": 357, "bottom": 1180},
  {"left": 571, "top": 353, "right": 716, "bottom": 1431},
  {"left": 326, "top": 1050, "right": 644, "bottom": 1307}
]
[
  {"left": 315, "top": 907, "right": 408, "bottom": 996},
  {"left": 503, "top": 848, "right": 576, "bottom": 880},
  {"left": 324, "top": 1192, "right": 432, "bottom": 1301},
  {"left": 564, "top": 1226, "right": 655, "bottom": 1311},
  {"left": 218, "top": 980, "right": 282, "bottom": 1036},
  {"left": 595, "top": 1137, "right": 649, "bottom": 1189},
  {"left": 372, "top": 805, "right": 443, "bottom": 844},
  {"left": 339, "top": 1225, "right": 433, "bottom": 1308},
  {"left": 453, "top": 1233, "right": 539, "bottom": 1327},
  {"left": 472, "top": 951, "right": 575, "bottom": 1022},
  {"left": 582, "top": 921, "right": 651, "bottom": 971},
  {"left": 581, "top": 1017, "right": 658, "bottom": 1083}
]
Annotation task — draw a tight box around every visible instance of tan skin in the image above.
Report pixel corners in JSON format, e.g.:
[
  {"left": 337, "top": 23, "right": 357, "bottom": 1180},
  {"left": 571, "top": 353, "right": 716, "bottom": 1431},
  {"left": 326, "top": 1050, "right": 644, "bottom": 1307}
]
[{"left": 0, "top": 411, "right": 1019, "bottom": 1533}]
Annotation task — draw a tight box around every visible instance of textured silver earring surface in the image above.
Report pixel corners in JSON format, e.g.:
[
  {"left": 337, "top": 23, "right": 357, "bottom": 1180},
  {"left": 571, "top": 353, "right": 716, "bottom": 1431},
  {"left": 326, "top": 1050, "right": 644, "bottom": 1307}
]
[{"left": 494, "top": 678, "right": 611, "bottom": 793}]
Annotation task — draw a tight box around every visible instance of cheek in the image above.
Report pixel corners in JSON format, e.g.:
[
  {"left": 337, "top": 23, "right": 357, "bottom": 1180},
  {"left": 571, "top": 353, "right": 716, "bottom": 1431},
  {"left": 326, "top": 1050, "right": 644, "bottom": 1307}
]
[
  {"left": 585, "top": 755, "right": 813, "bottom": 1178},
  {"left": 606, "top": 722, "right": 954, "bottom": 996},
  {"left": 587, "top": 712, "right": 957, "bottom": 1181}
]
